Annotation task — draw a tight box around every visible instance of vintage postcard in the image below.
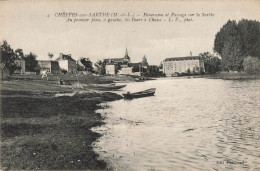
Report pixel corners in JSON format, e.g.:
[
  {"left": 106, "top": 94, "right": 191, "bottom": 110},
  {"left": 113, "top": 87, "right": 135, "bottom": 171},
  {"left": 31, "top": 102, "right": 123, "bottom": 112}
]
[{"left": 1, "top": 0, "right": 259, "bottom": 170}]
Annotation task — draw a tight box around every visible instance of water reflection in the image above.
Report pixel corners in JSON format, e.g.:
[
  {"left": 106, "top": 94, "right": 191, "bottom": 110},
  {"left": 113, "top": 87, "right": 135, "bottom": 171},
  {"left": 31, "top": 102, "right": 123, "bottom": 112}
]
[{"left": 93, "top": 78, "right": 260, "bottom": 170}]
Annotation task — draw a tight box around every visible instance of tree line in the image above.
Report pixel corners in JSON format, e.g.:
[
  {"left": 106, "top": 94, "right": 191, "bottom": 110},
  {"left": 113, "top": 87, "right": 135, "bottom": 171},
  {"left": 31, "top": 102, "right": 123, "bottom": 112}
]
[
  {"left": 0, "top": 40, "right": 56, "bottom": 73},
  {"left": 211, "top": 19, "right": 260, "bottom": 74},
  {"left": 1, "top": 19, "right": 259, "bottom": 75}
]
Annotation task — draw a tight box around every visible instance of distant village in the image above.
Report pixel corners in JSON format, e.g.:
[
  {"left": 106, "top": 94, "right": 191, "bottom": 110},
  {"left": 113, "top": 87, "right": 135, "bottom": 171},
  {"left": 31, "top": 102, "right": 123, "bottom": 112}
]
[{"left": 5, "top": 47, "right": 205, "bottom": 79}]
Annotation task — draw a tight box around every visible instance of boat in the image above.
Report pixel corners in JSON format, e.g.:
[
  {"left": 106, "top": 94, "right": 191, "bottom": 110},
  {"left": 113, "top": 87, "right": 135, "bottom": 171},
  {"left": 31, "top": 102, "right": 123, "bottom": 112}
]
[
  {"left": 87, "top": 84, "right": 126, "bottom": 90},
  {"left": 122, "top": 88, "right": 156, "bottom": 99}
]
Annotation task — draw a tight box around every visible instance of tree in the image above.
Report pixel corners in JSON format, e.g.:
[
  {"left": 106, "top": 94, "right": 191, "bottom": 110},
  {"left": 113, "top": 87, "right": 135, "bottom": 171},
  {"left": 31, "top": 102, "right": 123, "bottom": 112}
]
[
  {"left": 193, "top": 66, "right": 200, "bottom": 74},
  {"left": 238, "top": 19, "right": 260, "bottom": 58},
  {"left": 48, "top": 53, "right": 54, "bottom": 60},
  {"left": 142, "top": 55, "right": 148, "bottom": 65},
  {"left": 187, "top": 68, "right": 191, "bottom": 75},
  {"left": 15, "top": 49, "right": 24, "bottom": 59},
  {"left": 24, "top": 52, "right": 38, "bottom": 72},
  {"left": 243, "top": 56, "right": 260, "bottom": 74},
  {"left": 0, "top": 40, "right": 17, "bottom": 68},
  {"left": 199, "top": 52, "right": 222, "bottom": 74},
  {"left": 214, "top": 19, "right": 260, "bottom": 71}
]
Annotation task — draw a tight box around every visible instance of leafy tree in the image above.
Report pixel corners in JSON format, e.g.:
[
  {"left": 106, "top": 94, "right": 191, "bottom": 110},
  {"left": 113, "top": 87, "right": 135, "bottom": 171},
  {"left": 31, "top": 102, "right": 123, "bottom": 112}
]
[
  {"left": 200, "top": 67, "right": 205, "bottom": 74},
  {"left": 24, "top": 52, "right": 38, "bottom": 72},
  {"left": 214, "top": 19, "right": 260, "bottom": 71},
  {"left": 0, "top": 40, "right": 17, "bottom": 68},
  {"left": 142, "top": 55, "right": 148, "bottom": 64},
  {"left": 193, "top": 66, "right": 200, "bottom": 74},
  {"left": 147, "top": 65, "right": 159, "bottom": 77},
  {"left": 187, "top": 68, "right": 191, "bottom": 74},
  {"left": 199, "top": 52, "right": 222, "bottom": 74},
  {"left": 238, "top": 19, "right": 260, "bottom": 58},
  {"left": 15, "top": 49, "right": 24, "bottom": 59},
  {"left": 48, "top": 53, "right": 54, "bottom": 60},
  {"left": 243, "top": 56, "right": 260, "bottom": 74}
]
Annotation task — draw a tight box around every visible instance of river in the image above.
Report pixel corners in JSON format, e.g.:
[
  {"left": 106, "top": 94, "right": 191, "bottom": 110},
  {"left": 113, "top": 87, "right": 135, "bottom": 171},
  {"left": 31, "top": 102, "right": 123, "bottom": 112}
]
[{"left": 92, "top": 78, "right": 260, "bottom": 171}]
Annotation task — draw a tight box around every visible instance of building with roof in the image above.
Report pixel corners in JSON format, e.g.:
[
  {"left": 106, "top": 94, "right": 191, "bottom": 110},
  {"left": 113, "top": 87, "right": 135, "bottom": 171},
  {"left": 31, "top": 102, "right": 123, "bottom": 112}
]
[
  {"left": 37, "top": 60, "right": 60, "bottom": 74},
  {"left": 93, "top": 61, "right": 105, "bottom": 75},
  {"left": 162, "top": 56, "right": 205, "bottom": 76},
  {"left": 103, "top": 48, "right": 131, "bottom": 74},
  {"left": 56, "top": 53, "right": 77, "bottom": 74},
  {"left": 14, "top": 59, "right": 26, "bottom": 74},
  {"left": 77, "top": 57, "right": 93, "bottom": 72},
  {"left": 105, "top": 64, "right": 116, "bottom": 74},
  {"left": 103, "top": 48, "right": 131, "bottom": 67}
]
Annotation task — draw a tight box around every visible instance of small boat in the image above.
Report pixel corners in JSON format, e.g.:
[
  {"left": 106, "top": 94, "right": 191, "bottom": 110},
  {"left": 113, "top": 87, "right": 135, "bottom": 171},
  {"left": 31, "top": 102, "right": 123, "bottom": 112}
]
[
  {"left": 88, "top": 84, "right": 126, "bottom": 90},
  {"left": 122, "top": 88, "right": 156, "bottom": 99}
]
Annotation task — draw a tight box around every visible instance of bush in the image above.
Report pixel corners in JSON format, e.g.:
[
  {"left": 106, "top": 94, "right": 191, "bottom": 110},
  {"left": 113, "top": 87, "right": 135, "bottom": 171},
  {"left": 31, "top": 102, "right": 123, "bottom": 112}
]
[
  {"left": 193, "top": 66, "right": 200, "bottom": 74},
  {"left": 187, "top": 68, "right": 191, "bottom": 75}
]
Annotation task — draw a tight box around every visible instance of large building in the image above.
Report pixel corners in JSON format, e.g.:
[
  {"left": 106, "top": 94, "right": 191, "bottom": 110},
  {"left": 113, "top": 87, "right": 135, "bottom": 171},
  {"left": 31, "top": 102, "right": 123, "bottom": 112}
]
[{"left": 163, "top": 56, "right": 205, "bottom": 76}]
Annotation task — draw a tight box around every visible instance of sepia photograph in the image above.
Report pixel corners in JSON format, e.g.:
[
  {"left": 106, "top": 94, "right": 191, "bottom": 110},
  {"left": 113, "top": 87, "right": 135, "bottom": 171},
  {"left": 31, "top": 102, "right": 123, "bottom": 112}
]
[{"left": 0, "top": 0, "right": 260, "bottom": 170}]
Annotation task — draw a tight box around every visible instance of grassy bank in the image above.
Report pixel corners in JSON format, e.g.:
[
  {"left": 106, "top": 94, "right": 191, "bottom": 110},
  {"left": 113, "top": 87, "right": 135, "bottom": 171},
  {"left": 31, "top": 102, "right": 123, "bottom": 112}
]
[
  {"left": 169, "top": 72, "right": 260, "bottom": 80},
  {"left": 204, "top": 72, "right": 260, "bottom": 80},
  {"left": 0, "top": 76, "right": 123, "bottom": 170},
  {"left": 9, "top": 74, "right": 137, "bottom": 84}
]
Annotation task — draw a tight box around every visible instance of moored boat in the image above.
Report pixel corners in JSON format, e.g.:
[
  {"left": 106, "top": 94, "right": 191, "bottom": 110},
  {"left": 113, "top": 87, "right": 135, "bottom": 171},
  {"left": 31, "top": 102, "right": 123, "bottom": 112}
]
[
  {"left": 87, "top": 84, "right": 126, "bottom": 90},
  {"left": 122, "top": 88, "right": 156, "bottom": 99}
]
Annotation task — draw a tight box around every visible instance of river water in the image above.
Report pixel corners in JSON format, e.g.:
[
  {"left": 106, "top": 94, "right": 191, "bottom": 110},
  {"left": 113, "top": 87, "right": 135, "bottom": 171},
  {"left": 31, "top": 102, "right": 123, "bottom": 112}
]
[{"left": 92, "top": 78, "right": 260, "bottom": 171}]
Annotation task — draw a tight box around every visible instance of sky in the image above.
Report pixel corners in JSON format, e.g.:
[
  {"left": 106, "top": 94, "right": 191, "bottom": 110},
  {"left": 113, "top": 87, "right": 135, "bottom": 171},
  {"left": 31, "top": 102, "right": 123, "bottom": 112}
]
[{"left": 1, "top": 0, "right": 260, "bottom": 65}]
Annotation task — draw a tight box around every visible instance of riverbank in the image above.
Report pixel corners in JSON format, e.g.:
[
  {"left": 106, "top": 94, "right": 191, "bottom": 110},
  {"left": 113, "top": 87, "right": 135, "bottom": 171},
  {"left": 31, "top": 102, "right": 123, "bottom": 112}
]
[
  {"left": 206, "top": 72, "right": 260, "bottom": 80},
  {"left": 0, "top": 76, "right": 123, "bottom": 170},
  {"left": 168, "top": 72, "right": 260, "bottom": 80}
]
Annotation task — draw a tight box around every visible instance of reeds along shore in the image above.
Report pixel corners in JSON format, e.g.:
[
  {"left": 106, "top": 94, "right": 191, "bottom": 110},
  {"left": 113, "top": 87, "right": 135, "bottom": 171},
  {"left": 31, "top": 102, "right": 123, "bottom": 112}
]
[{"left": 0, "top": 75, "right": 123, "bottom": 170}]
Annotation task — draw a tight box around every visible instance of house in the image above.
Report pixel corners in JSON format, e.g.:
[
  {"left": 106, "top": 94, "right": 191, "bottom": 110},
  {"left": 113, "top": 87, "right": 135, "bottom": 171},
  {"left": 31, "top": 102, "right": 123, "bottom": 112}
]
[
  {"left": 105, "top": 64, "right": 116, "bottom": 74},
  {"left": 118, "top": 66, "right": 141, "bottom": 76},
  {"left": 77, "top": 57, "right": 93, "bottom": 72},
  {"left": 162, "top": 56, "right": 205, "bottom": 76},
  {"left": 14, "top": 59, "right": 26, "bottom": 74},
  {"left": 37, "top": 60, "right": 60, "bottom": 74},
  {"left": 93, "top": 62, "right": 105, "bottom": 75},
  {"left": 56, "top": 53, "right": 77, "bottom": 74}
]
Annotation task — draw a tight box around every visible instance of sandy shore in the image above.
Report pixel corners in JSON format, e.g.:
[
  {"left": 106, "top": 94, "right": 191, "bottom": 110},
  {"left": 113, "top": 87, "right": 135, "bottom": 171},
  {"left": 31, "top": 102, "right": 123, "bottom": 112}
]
[{"left": 0, "top": 76, "right": 124, "bottom": 170}]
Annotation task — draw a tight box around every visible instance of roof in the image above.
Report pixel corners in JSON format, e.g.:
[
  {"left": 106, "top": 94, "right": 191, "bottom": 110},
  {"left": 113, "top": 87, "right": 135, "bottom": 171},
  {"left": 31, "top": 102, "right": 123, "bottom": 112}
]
[
  {"left": 124, "top": 48, "right": 130, "bottom": 59},
  {"left": 129, "top": 62, "right": 149, "bottom": 67},
  {"left": 129, "top": 62, "right": 141, "bottom": 67},
  {"left": 103, "top": 58, "right": 126, "bottom": 64},
  {"left": 164, "top": 56, "right": 201, "bottom": 61},
  {"left": 56, "top": 54, "right": 75, "bottom": 61},
  {"left": 38, "top": 60, "right": 58, "bottom": 63},
  {"left": 78, "top": 57, "right": 91, "bottom": 61},
  {"left": 14, "top": 58, "right": 25, "bottom": 61}
]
